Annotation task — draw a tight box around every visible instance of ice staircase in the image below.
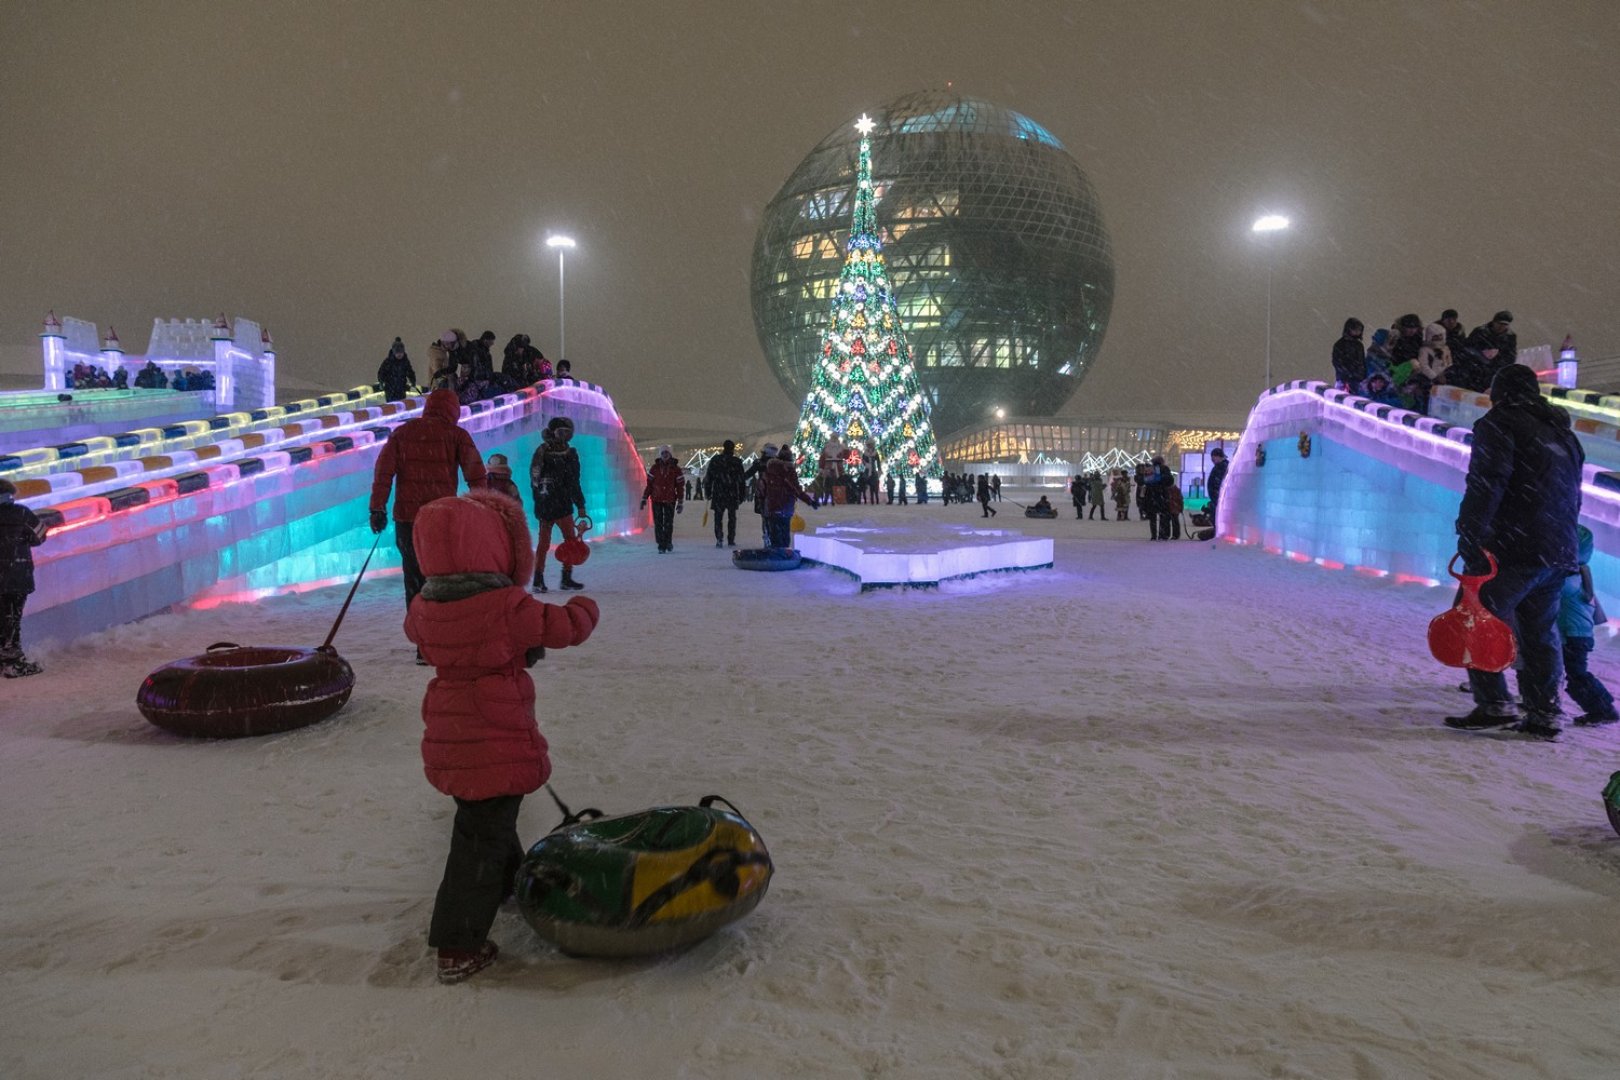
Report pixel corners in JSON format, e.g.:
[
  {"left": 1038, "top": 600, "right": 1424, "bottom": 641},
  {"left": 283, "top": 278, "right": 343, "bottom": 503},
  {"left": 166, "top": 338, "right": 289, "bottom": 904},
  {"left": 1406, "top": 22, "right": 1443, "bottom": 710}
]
[{"left": 1219, "top": 380, "right": 1620, "bottom": 608}]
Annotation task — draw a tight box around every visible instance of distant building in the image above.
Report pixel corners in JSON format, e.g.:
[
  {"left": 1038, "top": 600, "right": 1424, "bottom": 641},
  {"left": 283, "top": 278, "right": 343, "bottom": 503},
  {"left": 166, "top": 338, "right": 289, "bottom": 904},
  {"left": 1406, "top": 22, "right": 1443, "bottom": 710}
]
[{"left": 752, "top": 89, "right": 1114, "bottom": 439}]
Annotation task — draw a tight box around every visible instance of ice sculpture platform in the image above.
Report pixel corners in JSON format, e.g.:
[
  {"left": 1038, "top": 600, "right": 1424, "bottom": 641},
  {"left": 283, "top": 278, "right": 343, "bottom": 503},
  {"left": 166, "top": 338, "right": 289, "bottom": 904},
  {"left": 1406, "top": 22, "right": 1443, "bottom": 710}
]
[
  {"left": 796, "top": 519, "right": 1053, "bottom": 589},
  {"left": 1219, "top": 378, "right": 1620, "bottom": 612}
]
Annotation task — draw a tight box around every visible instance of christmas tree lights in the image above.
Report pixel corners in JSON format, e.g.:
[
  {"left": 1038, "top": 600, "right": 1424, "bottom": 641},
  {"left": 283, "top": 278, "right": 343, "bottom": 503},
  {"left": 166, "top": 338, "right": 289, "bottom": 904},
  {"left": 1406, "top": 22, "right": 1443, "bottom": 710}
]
[{"left": 792, "top": 114, "right": 942, "bottom": 480}]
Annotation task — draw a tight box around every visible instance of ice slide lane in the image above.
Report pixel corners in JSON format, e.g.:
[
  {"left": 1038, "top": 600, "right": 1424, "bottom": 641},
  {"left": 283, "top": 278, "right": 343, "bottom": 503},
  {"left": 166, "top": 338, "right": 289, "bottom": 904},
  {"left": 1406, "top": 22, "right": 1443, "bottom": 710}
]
[
  {"left": 1219, "top": 381, "right": 1620, "bottom": 607},
  {"left": 20, "top": 378, "right": 648, "bottom": 647}
]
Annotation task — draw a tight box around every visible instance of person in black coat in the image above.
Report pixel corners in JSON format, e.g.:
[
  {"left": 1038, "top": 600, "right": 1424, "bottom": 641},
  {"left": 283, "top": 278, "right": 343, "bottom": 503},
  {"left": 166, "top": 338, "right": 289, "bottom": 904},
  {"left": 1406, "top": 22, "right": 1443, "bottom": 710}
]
[
  {"left": 0, "top": 479, "right": 48, "bottom": 677},
  {"left": 1142, "top": 456, "right": 1174, "bottom": 541},
  {"left": 378, "top": 338, "right": 416, "bottom": 402},
  {"left": 527, "top": 417, "right": 588, "bottom": 592},
  {"left": 1451, "top": 311, "right": 1518, "bottom": 393},
  {"left": 976, "top": 473, "right": 998, "bottom": 517},
  {"left": 1331, "top": 318, "right": 1366, "bottom": 394},
  {"left": 704, "top": 440, "right": 747, "bottom": 547},
  {"left": 1447, "top": 364, "right": 1584, "bottom": 738},
  {"left": 1205, "top": 448, "right": 1229, "bottom": 534}
]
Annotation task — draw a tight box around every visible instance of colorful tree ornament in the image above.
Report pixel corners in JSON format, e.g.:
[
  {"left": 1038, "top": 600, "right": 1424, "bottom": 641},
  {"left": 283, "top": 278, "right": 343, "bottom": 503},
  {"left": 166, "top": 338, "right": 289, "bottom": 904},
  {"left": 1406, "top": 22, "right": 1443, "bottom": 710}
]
[{"left": 791, "top": 113, "right": 942, "bottom": 480}]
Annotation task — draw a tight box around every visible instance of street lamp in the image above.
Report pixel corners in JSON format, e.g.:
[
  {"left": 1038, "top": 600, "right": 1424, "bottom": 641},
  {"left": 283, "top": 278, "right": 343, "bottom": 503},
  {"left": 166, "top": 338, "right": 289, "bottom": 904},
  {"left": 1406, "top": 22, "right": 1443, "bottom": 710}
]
[
  {"left": 545, "top": 234, "right": 577, "bottom": 360},
  {"left": 1251, "top": 214, "right": 1290, "bottom": 389}
]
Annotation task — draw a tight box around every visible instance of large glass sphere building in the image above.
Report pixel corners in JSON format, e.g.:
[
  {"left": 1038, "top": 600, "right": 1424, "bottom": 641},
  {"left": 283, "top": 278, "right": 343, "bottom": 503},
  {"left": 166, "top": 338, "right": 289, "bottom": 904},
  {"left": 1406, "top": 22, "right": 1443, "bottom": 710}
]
[{"left": 751, "top": 90, "right": 1114, "bottom": 439}]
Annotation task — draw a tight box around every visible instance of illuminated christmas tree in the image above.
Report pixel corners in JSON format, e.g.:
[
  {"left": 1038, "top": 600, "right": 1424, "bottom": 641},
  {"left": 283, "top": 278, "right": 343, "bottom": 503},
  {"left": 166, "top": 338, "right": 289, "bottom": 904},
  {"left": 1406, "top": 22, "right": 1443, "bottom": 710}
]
[{"left": 792, "top": 114, "right": 942, "bottom": 480}]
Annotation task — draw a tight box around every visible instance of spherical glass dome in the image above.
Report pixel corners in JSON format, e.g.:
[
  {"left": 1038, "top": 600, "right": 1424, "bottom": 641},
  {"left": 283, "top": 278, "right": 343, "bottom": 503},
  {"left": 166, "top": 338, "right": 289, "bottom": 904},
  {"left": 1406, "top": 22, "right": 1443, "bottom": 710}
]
[{"left": 751, "top": 90, "right": 1114, "bottom": 438}]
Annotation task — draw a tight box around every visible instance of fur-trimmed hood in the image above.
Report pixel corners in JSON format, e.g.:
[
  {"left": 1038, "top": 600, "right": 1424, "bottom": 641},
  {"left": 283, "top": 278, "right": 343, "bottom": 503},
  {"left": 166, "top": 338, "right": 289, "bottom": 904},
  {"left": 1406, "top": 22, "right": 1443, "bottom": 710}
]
[{"left": 412, "top": 488, "right": 535, "bottom": 585}]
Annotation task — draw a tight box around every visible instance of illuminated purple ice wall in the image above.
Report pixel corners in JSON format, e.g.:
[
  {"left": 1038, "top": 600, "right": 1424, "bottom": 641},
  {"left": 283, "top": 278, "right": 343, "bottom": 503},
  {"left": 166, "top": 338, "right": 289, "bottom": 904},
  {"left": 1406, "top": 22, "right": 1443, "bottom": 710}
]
[
  {"left": 1219, "top": 381, "right": 1620, "bottom": 608},
  {"left": 23, "top": 380, "right": 647, "bottom": 646}
]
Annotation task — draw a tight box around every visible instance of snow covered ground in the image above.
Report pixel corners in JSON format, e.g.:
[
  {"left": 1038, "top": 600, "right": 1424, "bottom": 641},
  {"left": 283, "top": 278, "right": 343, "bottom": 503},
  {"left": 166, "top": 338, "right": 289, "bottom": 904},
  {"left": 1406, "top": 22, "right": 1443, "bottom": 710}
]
[{"left": 3, "top": 495, "right": 1618, "bottom": 1079}]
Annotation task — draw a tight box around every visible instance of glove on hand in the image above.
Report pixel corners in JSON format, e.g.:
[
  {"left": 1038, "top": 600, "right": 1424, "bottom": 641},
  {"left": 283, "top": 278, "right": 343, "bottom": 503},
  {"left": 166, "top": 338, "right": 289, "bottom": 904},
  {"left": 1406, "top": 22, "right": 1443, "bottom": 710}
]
[
  {"left": 369, "top": 510, "right": 388, "bottom": 534},
  {"left": 676, "top": 503, "right": 683, "bottom": 514}
]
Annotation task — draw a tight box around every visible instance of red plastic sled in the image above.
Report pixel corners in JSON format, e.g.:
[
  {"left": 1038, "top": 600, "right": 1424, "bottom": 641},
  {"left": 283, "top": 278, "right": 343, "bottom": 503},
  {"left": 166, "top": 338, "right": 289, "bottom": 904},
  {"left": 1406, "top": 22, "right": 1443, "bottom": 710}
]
[
  {"left": 1427, "top": 551, "right": 1517, "bottom": 673},
  {"left": 556, "top": 515, "right": 592, "bottom": 567}
]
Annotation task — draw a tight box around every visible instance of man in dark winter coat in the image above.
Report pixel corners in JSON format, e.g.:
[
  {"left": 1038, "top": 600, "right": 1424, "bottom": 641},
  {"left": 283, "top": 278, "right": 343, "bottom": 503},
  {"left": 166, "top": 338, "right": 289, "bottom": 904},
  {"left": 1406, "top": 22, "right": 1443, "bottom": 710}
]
[
  {"left": 1451, "top": 311, "right": 1518, "bottom": 393},
  {"left": 1389, "top": 314, "right": 1424, "bottom": 371},
  {"left": 1445, "top": 364, "right": 1584, "bottom": 739},
  {"left": 0, "top": 478, "right": 48, "bottom": 677},
  {"left": 528, "top": 416, "right": 588, "bottom": 591},
  {"left": 370, "top": 388, "right": 488, "bottom": 615},
  {"left": 1331, "top": 318, "right": 1366, "bottom": 394},
  {"left": 704, "top": 440, "right": 747, "bottom": 547},
  {"left": 641, "top": 446, "right": 685, "bottom": 553},
  {"left": 1205, "top": 448, "right": 1229, "bottom": 534},
  {"left": 378, "top": 338, "right": 416, "bottom": 402}
]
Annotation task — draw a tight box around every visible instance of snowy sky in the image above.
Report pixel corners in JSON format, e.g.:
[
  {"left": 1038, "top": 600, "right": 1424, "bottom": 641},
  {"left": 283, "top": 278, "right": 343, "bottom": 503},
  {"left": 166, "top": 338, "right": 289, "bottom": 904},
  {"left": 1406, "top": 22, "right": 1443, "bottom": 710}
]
[{"left": 2, "top": 1, "right": 1616, "bottom": 427}]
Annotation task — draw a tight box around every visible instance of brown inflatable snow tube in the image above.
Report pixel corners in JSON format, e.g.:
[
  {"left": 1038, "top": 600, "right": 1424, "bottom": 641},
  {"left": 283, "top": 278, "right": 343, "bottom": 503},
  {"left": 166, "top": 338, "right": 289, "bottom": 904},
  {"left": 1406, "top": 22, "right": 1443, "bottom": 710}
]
[{"left": 137, "top": 642, "right": 355, "bottom": 738}]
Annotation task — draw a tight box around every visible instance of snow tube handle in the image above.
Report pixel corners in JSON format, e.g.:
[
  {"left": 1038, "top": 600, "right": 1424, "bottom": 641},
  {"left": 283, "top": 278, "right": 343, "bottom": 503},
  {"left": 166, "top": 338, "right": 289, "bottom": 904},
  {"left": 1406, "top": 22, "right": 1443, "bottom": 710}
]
[
  {"left": 1447, "top": 548, "right": 1498, "bottom": 586},
  {"left": 205, "top": 641, "right": 241, "bottom": 652},
  {"left": 699, "top": 794, "right": 749, "bottom": 819}
]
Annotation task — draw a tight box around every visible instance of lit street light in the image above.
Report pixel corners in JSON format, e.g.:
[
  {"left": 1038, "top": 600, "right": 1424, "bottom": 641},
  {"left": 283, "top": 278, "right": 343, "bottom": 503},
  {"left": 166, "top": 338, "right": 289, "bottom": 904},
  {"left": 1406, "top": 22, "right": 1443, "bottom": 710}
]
[
  {"left": 1251, "top": 214, "right": 1290, "bottom": 389},
  {"left": 545, "top": 234, "right": 577, "bottom": 360}
]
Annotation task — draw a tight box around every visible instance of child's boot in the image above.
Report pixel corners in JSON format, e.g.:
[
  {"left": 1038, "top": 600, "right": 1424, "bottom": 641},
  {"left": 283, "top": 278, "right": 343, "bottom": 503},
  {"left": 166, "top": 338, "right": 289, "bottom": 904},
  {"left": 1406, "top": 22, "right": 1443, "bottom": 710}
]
[
  {"left": 560, "top": 565, "right": 584, "bottom": 591},
  {"left": 532, "top": 568, "right": 547, "bottom": 593},
  {"left": 437, "top": 940, "right": 498, "bottom": 985}
]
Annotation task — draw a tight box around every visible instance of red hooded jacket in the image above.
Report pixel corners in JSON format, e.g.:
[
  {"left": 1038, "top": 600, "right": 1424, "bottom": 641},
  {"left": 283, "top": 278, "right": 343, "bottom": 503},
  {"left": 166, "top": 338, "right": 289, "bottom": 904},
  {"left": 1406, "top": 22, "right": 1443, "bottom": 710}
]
[
  {"left": 404, "top": 490, "right": 599, "bottom": 800},
  {"left": 370, "top": 389, "right": 487, "bottom": 523},
  {"left": 764, "top": 457, "right": 817, "bottom": 515}
]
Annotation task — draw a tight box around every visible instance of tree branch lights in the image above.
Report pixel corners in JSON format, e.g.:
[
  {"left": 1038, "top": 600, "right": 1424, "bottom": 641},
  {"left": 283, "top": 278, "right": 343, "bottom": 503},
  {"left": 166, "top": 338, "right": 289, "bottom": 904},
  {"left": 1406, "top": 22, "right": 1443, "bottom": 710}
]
[{"left": 792, "top": 116, "right": 942, "bottom": 480}]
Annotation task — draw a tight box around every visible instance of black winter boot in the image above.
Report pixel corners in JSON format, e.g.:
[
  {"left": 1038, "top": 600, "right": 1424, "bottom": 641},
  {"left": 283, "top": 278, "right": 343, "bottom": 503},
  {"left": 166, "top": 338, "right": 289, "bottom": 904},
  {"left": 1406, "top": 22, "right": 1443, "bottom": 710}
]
[
  {"left": 532, "top": 569, "right": 547, "bottom": 593},
  {"left": 560, "top": 565, "right": 584, "bottom": 591}
]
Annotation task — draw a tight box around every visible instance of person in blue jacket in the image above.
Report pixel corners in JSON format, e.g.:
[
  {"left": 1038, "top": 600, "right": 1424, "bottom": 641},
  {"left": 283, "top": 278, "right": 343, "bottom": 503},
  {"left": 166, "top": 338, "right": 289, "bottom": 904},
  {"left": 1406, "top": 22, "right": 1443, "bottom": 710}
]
[{"left": 1558, "top": 525, "right": 1617, "bottom": 725}]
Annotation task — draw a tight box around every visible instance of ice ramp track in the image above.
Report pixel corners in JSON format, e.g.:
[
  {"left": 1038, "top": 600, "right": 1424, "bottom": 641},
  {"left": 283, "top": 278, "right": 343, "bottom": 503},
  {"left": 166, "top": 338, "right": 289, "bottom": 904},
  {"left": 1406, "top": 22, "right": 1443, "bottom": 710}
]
[
  {"left": 21, "top": 379, "right": 647, "bottom": 646},
  {"left": 1219, "top": 380, "right": 1620, "bottom": 606}
]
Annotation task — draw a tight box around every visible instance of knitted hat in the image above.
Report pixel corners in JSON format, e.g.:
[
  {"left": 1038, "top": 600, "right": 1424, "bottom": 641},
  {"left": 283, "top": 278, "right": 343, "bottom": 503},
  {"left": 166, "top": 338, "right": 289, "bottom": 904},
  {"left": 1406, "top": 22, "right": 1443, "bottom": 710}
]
[{"left": 1489, "top": 363, "right": 1540, "bottom": 404}]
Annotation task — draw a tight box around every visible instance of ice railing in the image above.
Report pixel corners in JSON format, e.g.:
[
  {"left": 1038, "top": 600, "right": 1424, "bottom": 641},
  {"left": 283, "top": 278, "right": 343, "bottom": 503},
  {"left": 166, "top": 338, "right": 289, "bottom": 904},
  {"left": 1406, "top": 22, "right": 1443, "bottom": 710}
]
[{"left": 1219, "top": 379, "right": 1620, "bottom": 608}]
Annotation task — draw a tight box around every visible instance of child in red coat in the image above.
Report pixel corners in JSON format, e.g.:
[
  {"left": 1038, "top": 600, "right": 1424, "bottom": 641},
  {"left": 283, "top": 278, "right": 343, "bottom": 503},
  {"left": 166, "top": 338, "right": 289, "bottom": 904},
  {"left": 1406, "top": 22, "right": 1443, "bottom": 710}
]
[{"left": 404, "top": 488, "right": 599, "bottom": 983}]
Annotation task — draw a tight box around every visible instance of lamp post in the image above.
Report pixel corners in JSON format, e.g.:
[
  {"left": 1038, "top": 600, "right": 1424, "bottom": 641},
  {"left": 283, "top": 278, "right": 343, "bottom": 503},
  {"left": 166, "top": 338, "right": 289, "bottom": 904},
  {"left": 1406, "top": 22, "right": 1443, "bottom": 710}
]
[
  {"left": 1251, "top": 214, "right": 1290, "bottom": 389},
  {"left": 545, "top": 234, "right": 577, "bottom": 360}
]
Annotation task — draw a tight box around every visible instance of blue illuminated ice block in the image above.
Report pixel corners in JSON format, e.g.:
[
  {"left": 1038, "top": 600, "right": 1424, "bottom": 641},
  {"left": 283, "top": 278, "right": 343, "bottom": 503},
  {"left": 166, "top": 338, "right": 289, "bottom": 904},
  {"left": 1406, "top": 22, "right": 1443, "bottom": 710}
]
[
  {"left": 1220, "top": 380, "right": 1620, "bottom": 611},
  {"left": 23, "top": 379, "right": 647, "bottom": 647}
]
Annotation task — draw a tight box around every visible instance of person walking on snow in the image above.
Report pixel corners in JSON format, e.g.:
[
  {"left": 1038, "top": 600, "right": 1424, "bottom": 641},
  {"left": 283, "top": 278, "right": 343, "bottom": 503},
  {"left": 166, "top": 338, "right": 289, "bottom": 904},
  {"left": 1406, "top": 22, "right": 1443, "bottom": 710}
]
[
  {"left": 641, "top": 445, "right": 684, "bottom": 553},
  {"left": 1087, "top": 472, "right": 1107, "bottom": 520},
  {"left": 370, "top": 388, "right": 488, "bottom": 620},
  {"left": 1205, "top": 448, "right": 1229, "bottom": 535},
  {"left": 977, "top": 473, "right": 998, "bottom": 517},
  {"left": 527, "top": 417, "right": 587, "bottom": 592},
  {"left": 1444, "top": 364, "right": 1584, "bottom": 739},
  {"left": 704, "top": 439, "right": 747, "bottom": 547},
  {"left": 403, "top": 490, "right": 599, "bottom": 985}
]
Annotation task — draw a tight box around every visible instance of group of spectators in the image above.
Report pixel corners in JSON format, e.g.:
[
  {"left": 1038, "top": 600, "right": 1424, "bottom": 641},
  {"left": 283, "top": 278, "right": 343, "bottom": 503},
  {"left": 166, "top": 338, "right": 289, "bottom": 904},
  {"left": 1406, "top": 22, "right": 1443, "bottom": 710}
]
[
  {"left": 376, "top": 331, "right": 575, "bottom": 405},
  {"left": 63, "top": 360, "right": 214, "bottom": 392},
  {"left": 1332, "top": 308, "right": 1518, "bottom": 414}
]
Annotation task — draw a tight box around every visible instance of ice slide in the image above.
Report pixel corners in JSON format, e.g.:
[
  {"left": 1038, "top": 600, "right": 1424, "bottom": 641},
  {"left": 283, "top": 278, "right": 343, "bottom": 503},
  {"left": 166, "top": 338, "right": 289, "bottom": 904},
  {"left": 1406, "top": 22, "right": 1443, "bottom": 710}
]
[
  {"left": 1218, "top": 381, "right": 1620, "bottom": 606},
  {"left": 19, "top": 378, "right": 648, "bottom": 646}
]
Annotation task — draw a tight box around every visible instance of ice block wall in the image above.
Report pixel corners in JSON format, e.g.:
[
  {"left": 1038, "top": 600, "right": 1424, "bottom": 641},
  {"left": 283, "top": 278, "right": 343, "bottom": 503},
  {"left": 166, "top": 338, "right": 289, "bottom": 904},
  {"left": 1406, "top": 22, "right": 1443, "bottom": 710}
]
[
  {"left": 0, "top": 390, "right": 217, "bottom": 454},
  {"left": 23, "top": 379, "right": 647, "bottom": 646},
  {"left": 1220, "top": 380, "right": 1620, "bottom": 610}
]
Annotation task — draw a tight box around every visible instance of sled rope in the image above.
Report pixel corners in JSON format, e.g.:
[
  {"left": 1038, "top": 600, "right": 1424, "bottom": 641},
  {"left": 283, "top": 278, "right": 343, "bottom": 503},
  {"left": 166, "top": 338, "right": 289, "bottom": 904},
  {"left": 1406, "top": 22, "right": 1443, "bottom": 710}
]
[{"left": 321, "top": 533, "right": 383, "bottom": 650}]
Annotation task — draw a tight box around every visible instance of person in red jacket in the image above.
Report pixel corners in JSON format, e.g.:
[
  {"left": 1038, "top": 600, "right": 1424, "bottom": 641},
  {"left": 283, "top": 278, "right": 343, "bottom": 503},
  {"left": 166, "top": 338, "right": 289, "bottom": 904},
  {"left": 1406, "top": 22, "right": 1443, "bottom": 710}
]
[
  {"left": 763, "top": 444, "right": 817, "bottom": 548},
  {"left": 640, "top": 445, "right": 685, "bottom": 553},
  {"left": 369, "top": 388, "right": 487, "bottom": 618},
  {"left": 404, "top": 489, "right": 599, "bottom": 984}
]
